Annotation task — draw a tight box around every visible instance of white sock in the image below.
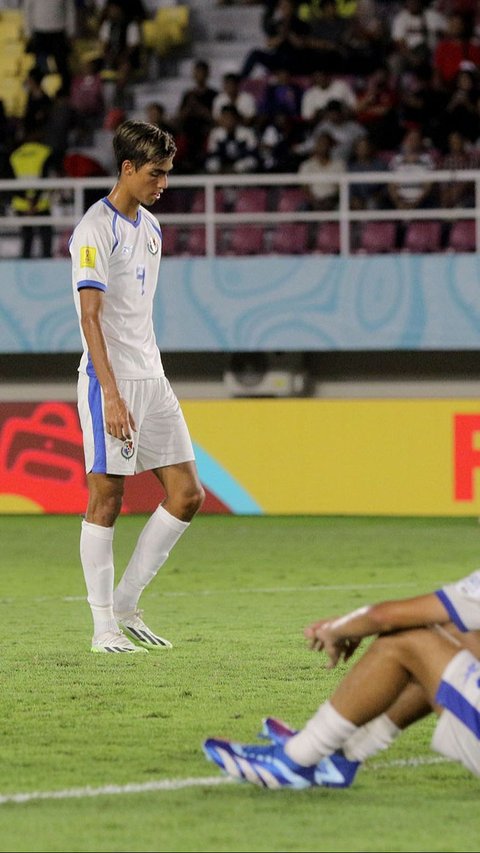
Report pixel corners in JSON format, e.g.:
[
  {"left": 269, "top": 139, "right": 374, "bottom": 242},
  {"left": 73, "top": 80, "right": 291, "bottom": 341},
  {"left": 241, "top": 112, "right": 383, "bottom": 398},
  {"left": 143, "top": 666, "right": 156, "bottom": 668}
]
[
  {"left": 80, "top": 519, "right": 118, "bottom": 638},
  {"left": 285, "top": 701, "right": 357, "bottom": 766},
  {"left": 113, "top": 504, "right": 189, "bottom": 615},
  {"left": 342, "top": 714, "right": 400, "bottom": 762}
]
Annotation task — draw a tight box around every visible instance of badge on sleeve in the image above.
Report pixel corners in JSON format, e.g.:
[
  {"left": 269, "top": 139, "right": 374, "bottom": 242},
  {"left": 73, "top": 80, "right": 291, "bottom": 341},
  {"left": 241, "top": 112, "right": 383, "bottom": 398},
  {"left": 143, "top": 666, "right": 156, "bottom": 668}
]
[
  {"left": 147, "top": 236, "right": 159, "bottom": 255},
  {"left": 80, "top": 246, "right": 97, "bottom": 268}
]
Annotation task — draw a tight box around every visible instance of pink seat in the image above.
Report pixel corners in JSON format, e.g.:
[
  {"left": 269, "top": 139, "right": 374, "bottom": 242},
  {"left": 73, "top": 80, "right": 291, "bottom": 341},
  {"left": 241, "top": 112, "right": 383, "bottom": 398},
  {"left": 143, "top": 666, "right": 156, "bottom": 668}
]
[
  {"left": 232, "top": 188, "right": 268, "bottom": 213},
  {"left": 269, "top": 223, "right": 309, "bottom": 254},
  {"left": 182, "top": 226, "right": 225, "bottom": 256},
  {"left": 160, "top": 226, "right": 179, "bottom": 256},
  {"left": 313, "top": 222, "right": 340, "bottom": 254},
  {"left": 190, "top": 188, "right": 226, "bottom": 213},
  {"left": 403, "top": 220, "right": 442, "bottom": 253},
  {"left": 225, "top": 225, "right": 265, "bottom": 255},
  {"left": 358, "top": 221, "right": 397, "bottom": 254},
  {"left": 448, "top": 220, "right": 476, "bottom": 252},
  {"left": 182, "top": 226, "right": 206, "bottom": 256},
  {"left": 276, "top": 187, "right": 308, "bottom": 212}
]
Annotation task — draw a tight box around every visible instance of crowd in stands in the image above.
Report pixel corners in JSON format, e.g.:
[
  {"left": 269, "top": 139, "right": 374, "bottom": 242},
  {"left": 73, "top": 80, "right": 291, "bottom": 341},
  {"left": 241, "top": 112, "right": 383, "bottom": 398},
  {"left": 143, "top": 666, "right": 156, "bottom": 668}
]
[{"left": 2, "top": 0, "right": 480, "bottom": 256}]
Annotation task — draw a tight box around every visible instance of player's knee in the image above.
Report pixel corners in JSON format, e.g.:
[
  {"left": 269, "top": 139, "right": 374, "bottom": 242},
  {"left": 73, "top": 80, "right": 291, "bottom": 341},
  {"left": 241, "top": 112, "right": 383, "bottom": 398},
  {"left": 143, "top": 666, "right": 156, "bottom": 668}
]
[
  {"left": 184, "top": 483, "right": 205, "bottom": 517},
  {"left": 176, "top": 483, "right": 205, "bottom": 520},
  {"left": 374, "top": 628, "right": 431, "bottom": 663},
  {"left": 87, "top": 492, "right": 123, "bottom": 526}
]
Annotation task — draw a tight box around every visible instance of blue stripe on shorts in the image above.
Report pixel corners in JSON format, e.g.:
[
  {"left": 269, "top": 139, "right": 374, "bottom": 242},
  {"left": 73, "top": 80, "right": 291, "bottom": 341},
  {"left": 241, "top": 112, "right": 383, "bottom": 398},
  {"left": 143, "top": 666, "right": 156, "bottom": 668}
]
[
  {"left": 436, "top": 679, "right": 480, "bottom": 739},
  {"left": 86, "top": 356, "right": 106, "bottom": 473}
]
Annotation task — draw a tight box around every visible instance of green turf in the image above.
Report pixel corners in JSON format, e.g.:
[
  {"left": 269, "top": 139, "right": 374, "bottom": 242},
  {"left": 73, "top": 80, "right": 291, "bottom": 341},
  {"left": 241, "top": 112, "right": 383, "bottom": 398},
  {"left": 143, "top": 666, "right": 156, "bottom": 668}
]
[{"left": 1, "top": 515, "right": 479, "bottom": 852}]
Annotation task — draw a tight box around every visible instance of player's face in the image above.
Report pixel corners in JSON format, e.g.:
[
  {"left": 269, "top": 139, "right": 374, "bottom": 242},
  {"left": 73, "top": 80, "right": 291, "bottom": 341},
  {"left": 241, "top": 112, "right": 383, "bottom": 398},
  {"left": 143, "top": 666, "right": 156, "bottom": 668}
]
[{"left": 126, "top": 158, "right": 174, "bottom": 206}]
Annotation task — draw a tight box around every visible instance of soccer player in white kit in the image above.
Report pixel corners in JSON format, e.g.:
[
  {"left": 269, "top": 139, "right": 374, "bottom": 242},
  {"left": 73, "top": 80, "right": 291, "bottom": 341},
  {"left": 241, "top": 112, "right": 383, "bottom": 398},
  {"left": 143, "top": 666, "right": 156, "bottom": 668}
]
[
  {"left": 204, "top": 571, "right": 480, "bottom": 785},
  {"left": 71, "top": 120, "right": 204, "bottom": 653}
]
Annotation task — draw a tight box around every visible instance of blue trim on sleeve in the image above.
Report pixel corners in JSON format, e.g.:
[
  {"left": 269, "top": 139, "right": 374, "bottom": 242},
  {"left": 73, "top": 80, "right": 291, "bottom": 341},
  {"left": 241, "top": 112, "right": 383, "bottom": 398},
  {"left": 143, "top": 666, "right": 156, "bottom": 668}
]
[
  {"left": 86, "top": 354, "right": 106, "bottom": 474},
  {"left": 435, "top": 590, "right": 469, "bottom": 632},
  {"left": 77, "top": 280, "right": 107, "bottom": 292},
  {"left": 435, "top": 679, "right": 480, "bottom": 739}
]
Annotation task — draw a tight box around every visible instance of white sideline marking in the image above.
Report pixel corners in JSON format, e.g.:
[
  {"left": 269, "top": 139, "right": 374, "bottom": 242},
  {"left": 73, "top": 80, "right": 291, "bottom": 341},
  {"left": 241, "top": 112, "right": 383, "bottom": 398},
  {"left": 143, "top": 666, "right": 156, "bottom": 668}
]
[
  {"left": 7, "top": 582, "right": 421, "bottom": 606},
  {"left": 0, "top": 757, "right": 450, "bottom": 806}
]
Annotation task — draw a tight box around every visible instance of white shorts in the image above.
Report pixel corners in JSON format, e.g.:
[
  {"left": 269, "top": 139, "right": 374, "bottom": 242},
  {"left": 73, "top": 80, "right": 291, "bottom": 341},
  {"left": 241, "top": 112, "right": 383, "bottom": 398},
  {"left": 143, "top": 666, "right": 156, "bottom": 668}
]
[
  {"left": 77, "top": 374, "right": 195, "bottom": 476},
  {"left": 432, "top": 649, "right": 480, "bottom": 777}
]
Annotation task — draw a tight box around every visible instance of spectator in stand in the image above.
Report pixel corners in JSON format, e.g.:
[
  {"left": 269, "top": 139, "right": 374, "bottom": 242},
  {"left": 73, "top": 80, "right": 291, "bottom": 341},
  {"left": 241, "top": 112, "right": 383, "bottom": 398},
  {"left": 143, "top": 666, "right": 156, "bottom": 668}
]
[
  {"left": 98, "top": 0, "right": 146, "bottom": 24},
  {"left": 301, "top": 0, "right": 349, "bottom": 75},
  {"left": 355, "top": 66, "right": 400, "bottom": 152},
  {"left": 239, "top": 0, "right": 311, "bottom": 79},
  {"left": 434, "top": 12, "right": 480, "bottom": 87},
  {"left": 175, "top": 60, "right": 218, "bottom": 174},
  {"left": 98, "top": 0, "right": 143, "bottom": 105},
  {"left": 23, "top": 0, "right": 76, "bottom": 91},
  {"left": 301, "top": 69, "right": 357, "bottom": 131},
  {"left": 212, "top": 73, "right": 256, "bottom": 126},
  {"left": 440, "top": 129, "right": 480, "bottom": 210},
  {"left": 44, "top": 83, "right": 75, "bottom": 171},
  {"left": 259, "top": 113, "right": 301, "bottom": 172},
  {"left": 69, "top": 56, "right": 106, "bottom": 145},
  {"left": 397, "top": 65, "right": 449, "bottom": 149},
  {"left": 342, "top": 1, "right": 388, "bottom": 75},
  {"left": 260, "top": 67, "right": 304, "bottom": 120},
  {"left": 298, "top": 131, "right": 346, "bottom": 210},
  {"left": 389, "top": 0, "right": 447, "bottom": 77},
  {"left": 145, "top": 102, "right": 177, "bottom": 138},
  {"left": 348, "top": 135, "right": 386, "bottom": 210},
  {"left": 204, "top": 104, "right": 260, "bottom": 174},
  {"left": 7, "top": 125, "right": 55, "bottom": 258},
  {"left": 387, "top": 127, "right": 435, "bottom": 213},
  {"left": 444, "top": 64, "right": 480, "bottom": 143},
  {"left": 23, "top": 67, "right": 52, "bottom": 139},
  {"left": 312, "top": 99, "right": 366, "bottom": 162}
]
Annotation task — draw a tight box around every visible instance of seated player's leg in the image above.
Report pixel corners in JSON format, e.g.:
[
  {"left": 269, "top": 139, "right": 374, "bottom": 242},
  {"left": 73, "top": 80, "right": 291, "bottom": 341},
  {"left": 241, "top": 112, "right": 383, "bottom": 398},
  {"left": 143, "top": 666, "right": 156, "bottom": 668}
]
[{"left": 204, "top": 627, "right": 466, "bottom": 788}]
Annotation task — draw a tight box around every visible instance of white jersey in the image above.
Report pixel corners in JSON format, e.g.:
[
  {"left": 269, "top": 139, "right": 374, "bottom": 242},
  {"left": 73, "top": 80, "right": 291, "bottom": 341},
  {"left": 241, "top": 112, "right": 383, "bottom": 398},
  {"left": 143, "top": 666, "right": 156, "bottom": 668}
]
[
  {"left": 436, "top": 570, "right": 480, "bottom": 632},
  {"left": 71, "top": 197, "right": 165, "bottom": 380}
]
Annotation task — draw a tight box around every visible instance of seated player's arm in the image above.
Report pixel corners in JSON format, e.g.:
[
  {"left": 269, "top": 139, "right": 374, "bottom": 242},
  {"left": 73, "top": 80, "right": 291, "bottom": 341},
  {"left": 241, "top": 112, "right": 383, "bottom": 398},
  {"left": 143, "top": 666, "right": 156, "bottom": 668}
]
[{"left": 305, "top": 592, "right": 450, "bottom": 668}]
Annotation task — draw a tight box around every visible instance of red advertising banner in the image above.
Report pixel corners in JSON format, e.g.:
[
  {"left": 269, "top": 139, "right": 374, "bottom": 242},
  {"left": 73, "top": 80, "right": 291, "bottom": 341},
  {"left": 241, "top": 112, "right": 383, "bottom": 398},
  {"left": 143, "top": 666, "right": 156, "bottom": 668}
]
[{"left": 0, "top": 401, "right": 228, "bottom": 514}]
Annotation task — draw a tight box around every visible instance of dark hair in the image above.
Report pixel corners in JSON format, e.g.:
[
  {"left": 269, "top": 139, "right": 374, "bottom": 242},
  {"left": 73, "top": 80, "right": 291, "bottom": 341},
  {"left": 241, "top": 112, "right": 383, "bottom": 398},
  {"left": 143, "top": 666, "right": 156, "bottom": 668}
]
[{"left": 112, "top": 120, "right": 176, "bottom": 173}]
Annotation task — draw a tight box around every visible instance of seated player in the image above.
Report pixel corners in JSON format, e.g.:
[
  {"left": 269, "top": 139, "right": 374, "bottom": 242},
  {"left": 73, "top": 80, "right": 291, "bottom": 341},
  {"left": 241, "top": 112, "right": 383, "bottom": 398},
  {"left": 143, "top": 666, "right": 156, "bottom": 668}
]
[{"left": 204, "top": 571, "right": 480, "bottom": 787}]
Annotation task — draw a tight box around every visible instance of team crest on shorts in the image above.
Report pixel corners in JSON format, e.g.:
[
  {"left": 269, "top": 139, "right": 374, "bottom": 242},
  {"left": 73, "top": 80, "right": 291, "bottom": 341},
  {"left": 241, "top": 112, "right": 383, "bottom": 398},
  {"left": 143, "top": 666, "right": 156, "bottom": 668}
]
[
  {"left": 121, "top": 438, "right": 135, "bottom": 459},
  {"left": 147, "top": 236, "right": 159, "bottom": 255}
]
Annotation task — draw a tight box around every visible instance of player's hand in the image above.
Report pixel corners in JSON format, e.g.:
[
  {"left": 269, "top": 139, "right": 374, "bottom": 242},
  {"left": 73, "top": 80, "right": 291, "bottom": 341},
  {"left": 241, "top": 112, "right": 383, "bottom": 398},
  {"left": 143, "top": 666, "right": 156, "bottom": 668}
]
[
  {"left": 104, "top": 395, "right": 137, "bottom": 440},
  {"left": 305, "top": 620, "right": 361, "bottom": 669}
]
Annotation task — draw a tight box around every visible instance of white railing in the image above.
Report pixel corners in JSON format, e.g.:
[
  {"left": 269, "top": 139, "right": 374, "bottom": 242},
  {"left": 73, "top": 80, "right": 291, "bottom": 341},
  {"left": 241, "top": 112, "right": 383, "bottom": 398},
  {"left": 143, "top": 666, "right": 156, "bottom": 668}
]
[{"left": 1, "top": 169, "right": 479, "bottom": 255}]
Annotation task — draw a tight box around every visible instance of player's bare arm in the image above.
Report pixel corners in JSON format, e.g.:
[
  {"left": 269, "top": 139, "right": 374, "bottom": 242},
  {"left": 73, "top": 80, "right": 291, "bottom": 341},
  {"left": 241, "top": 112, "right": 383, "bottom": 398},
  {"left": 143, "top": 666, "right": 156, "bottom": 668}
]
[
  {"left": 305, "top": 593, "right": 451, "bottom": 668},
  {"left": 79, "top": 287, "right": 136, "bottom": 440}
]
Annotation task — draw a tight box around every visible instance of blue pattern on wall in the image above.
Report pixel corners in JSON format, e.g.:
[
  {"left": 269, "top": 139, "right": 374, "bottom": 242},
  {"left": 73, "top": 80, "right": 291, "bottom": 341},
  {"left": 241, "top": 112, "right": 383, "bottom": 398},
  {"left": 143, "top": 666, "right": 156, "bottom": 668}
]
[{"left": 1, "top": 255, "right": 479, "bottom": 352}]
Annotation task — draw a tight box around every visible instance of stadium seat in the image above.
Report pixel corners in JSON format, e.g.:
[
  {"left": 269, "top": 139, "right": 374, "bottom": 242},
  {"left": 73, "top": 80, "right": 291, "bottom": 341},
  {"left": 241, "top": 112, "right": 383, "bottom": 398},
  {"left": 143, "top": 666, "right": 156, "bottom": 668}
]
[
  {"left": 181, "top": 226, "right": 224, "bottom": 256},
  {"left": 268, "top": 223, "right": 309, "bottom": 254},
  {"left": 161, "top": 226, "right": 180, "bottom": 256},
  {"left": 447, "top": 220, "right": 476, "bottom": 253},
  {"left": 312, "top": 222, "right": 340, "bottom": 254},
  {"left": 142, "top": 5, "right": 190, "bottom": 57},
  {"left": 276, "top": 187, "right": 308, "bottom": 212},
  {"left": 357, "top": 221, "right": 397, "bottom": 254},
  {"left": 224, "top": 225, "right": 265, "bottom": 255},
  {"left": 403, "top": 220, "right": 442, "bottom": 253},
  {"left": 190, "top": 188, "right": 227, "bottom": 213},
  {"left": 182, "top": 226, "right": 206, "bottom": 256},
  {"left": 232, "top": 187, "right": 268, "bottom": 213}
]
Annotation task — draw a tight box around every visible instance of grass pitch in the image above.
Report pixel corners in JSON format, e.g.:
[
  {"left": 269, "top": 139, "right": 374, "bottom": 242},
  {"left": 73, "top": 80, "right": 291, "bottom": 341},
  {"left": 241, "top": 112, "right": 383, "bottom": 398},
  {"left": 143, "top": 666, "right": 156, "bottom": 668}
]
[{"left": 1, "top": 514, "right": 479, "bottom": 852}]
